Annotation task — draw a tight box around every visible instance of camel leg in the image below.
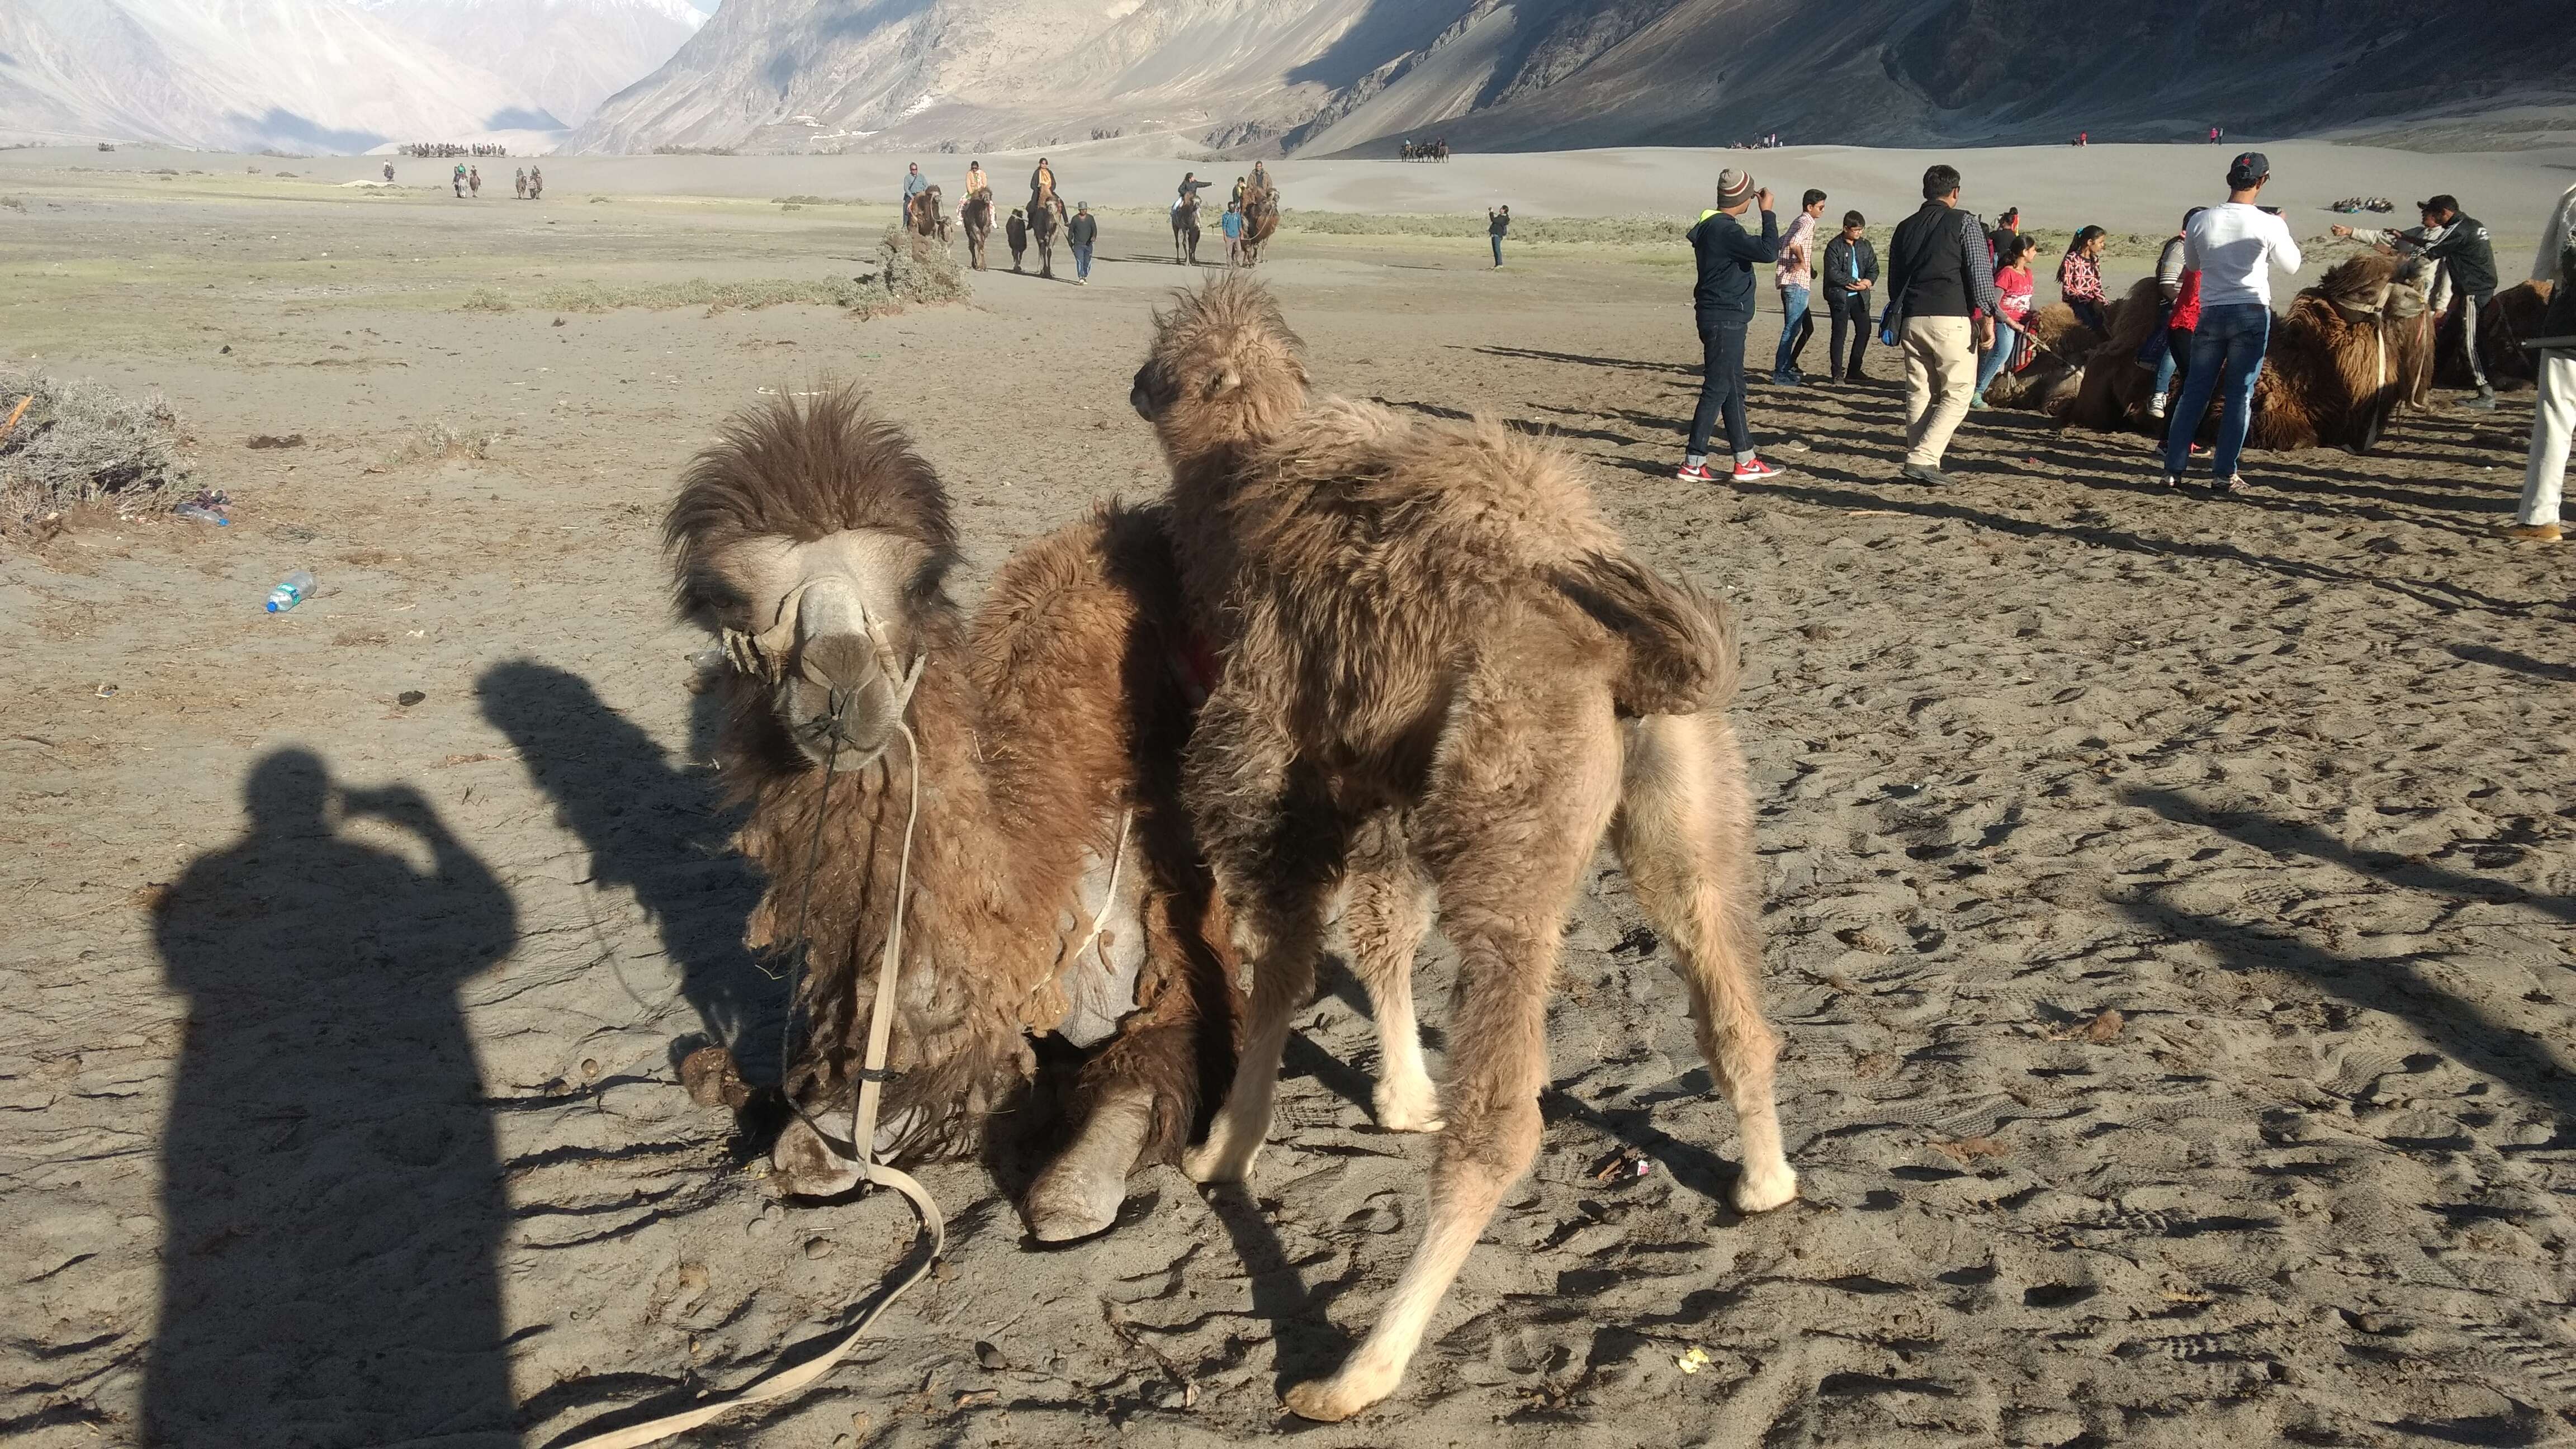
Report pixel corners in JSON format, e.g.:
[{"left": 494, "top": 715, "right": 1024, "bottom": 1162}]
[
  {"left": 1180, "top": 694, "right": 1343, "bottom": 1186},
  {"left": 1343, "top": 812, "right": 1441, "bottom": 1133},
  {"left": 1284, "top": 686, "right": 1621, "bottom": 1423},
  {"left": 1023, "top": 1083, "right": 1154, "bottom": 1241},
  {"left": 1608, "top": 713, "right": 1795, "bottom": 1213}
]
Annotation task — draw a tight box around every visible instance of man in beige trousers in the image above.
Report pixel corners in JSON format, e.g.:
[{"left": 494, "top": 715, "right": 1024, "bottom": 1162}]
[{"left": 1882, "top": 164, "right": 1997, "bottom": 485}]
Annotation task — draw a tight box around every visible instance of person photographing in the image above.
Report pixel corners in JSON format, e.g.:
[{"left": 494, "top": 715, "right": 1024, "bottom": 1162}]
[
  {"left": 1676, "top": 171, "right": 1787, "bottom": 483},
  {"left": 2162, "top": 151, "right": 2302, "bottom": 494}
]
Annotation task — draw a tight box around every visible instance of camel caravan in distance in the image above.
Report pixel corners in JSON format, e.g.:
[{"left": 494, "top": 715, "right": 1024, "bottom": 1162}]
[
  {"left": 1985, "top": 245, "right": 2534, "bottom": 452},
  {"left": 657, "top": 275, "right": 1792, "bottom": 1423}
]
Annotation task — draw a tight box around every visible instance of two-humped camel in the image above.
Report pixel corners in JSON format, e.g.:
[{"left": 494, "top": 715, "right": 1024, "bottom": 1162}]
[
  {"left": 664, "top": 389, "right": 1238, "bottom": 1242},
  {"left": 1128, "top": 276, "right": 1797, "bottom": 1420}
]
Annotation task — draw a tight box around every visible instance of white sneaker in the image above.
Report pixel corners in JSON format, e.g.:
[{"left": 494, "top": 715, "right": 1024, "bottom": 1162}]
[{"left": 2147, "top": 397, "right": 2167, "bottom": 420}]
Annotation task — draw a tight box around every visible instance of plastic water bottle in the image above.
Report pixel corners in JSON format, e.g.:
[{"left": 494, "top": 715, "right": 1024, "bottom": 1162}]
[{"left": 265, "top": 570, "right": 316, "bottom": 613}]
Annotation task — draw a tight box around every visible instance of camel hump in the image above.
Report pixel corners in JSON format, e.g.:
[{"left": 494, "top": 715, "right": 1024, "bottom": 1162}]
[{"left": 1553, "top": 551, "right": 1738, "bottom": 717}]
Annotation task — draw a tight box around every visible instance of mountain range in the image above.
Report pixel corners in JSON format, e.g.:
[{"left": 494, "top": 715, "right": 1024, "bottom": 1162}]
[
  {"left": 570, "top": 0, "right": 2575, "bottom": 158},
  {"left": 0, "top": 0, "right": 699, "bottom": 153}
]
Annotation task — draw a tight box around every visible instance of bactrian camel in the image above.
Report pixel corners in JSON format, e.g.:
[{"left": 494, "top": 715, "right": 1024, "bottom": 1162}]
[
  {"left": 1128, "top": 276, "right": 1796, "bottom": 1422},
  {"left": 665, "top": 388, "right": 1238, "bottom": 1243}
]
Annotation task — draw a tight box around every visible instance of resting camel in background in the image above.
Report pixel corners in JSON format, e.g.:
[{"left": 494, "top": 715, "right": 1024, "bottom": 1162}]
[
  {"left": 1128, "top": 277, "right": 1796, "bottom": 1421},
  {"left": 2046, "top": 252, "right": 2436, "bottom": 454},
  {"left": 665, "top": 389, "right": 1239, "bottom": 1242}
]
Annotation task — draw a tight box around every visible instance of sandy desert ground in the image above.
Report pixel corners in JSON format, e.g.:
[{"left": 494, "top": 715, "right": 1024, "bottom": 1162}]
[{"left": 3, "top": 146, "right": 2575, "bottom": 1449}]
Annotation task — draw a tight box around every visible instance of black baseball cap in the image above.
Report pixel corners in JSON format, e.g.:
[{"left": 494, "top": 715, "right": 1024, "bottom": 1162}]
[
  {"left": 2225, "top": 151, "right": 2269, "bottom": 187},
  {"left": 2417, "top": 193, "right": 2457, "bottom": 214}
]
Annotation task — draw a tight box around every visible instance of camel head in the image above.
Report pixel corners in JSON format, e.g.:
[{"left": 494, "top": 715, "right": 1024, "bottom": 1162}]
[
  {"left": 666, "top": 388, "right": 958, "bottom": 769},
  {"left": 1130, "top": 275, "right": 1309, "bottom": 460}
]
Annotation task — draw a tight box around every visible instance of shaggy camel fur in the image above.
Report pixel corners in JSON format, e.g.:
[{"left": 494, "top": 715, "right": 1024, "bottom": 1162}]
[
  {"left": 2062, "top": 253, "right": 2433, "bottom": 454},
  {"left": 667, "top": 388, "right": 1238, "bottom": 1242},
  {"left": 1129, "top": 277, "right": 1795, "bottom": 1421}
]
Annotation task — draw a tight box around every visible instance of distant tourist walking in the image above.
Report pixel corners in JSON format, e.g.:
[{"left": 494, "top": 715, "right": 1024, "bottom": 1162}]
[
  {"left": 452, "top": 163, "right": 465, "bottom": 197},
  {"left": 2336, "top": 195, "right": 2499, "bottom": 409},
  {"left": 468, "top": 165, "right": 481, "bottom": 197},
  {"left": 1972, "top": 233, "right": 2038, "bottom": 408},
  {"left": 1069, "top": 201, "right": 1097, "bottom": 285},
  {"left": 1223, "top": 201, "right": 1244, "bottom": 266},
  {"left": 1676, "top": 169, "right": 1787, "bottom": 483},
  {"left": 1488, "top": 205, "right": 1510, "bottom": 267},
  {"left": 2510, "top": 221, "right": 2576, "bottom": 542},
  {"left": 1772, "top": 188, "right": 1825, "bottom": 384},
  {"left": 1821, "top": 209, "right": 1878, "bottom": 382},
  {"left": 2161, "top": 152, "right": 2303, "bottom": 493},
  {"left": 2058, "top": 226, "right": 2108, "bottom": 333},
  {"left": 513, "top": 167, "right": 526, "bottom": 199},
  {"left": 1885, "top": 163, "right": 1998, "bottom": 485},
  {"left": 382, "top": 161, "right": 394, "bottom": 184}
]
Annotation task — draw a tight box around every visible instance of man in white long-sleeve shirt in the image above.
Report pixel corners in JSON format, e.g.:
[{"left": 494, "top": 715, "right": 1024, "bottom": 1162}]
[{"left": 2161, "top": 152, "right": 2302, "bottom": 495}]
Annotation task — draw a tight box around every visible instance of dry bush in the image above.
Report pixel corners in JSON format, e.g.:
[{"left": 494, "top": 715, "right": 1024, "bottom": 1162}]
[
  {"left": 0, "top": 368, "right": 194, "bottom": 526},
  {"left": 386, "top": 419, "right": 502, "bottom": 465},
  {"left": 528, "top": 226, "right": 968, "bottom": 318},
  {"left": 458, "top": 287, "right": 514, "bottom": 312}
]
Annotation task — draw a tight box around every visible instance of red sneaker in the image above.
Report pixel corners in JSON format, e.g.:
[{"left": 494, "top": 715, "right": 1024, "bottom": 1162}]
[
  {"left": 1733, "top": 457, "right": 1787, "bottom": 480},
  {"left": 1674, "top": 461, "right": 1721, "bottom": 482}
]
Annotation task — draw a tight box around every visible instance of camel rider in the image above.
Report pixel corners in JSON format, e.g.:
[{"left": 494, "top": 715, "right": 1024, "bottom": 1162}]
[
  {"left": 1230, "top": 176, "right": 1247, "bottom": 207},
  {"left": 903, "top": 162, "right": 928, "bottom": 202},
  {"left": 964, "top": 159, "right": 988, "bottom": 200},
  {"left": 1250, "top": 160, "right": 1270, "bottom": 195},
  {"left": 1030, "top": 157, "right": 1055, "bottom": 211},
  {"left": 1178, "top": 171, "right": 1210, "bottom": 205}
]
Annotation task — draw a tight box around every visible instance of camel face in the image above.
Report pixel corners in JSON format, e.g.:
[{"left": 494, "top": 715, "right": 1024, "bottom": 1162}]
[
  {"left": 1132, "top": 277, "right": 1308, "bottom": 457},
  {"left": 708, "top": 530, "right": 931, "bottom": 767}
]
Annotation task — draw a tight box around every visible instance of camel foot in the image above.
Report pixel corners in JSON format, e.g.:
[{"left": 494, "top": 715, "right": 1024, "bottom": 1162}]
[
  {"left": 1022, "top": 1160, "right": 1127, "bottom": 1243},
  {"left": 1283, "top": 1359, "right": 1401, "bottom": 1422},
  {"left": 1731, "top": 1159, "right": 1799, "bottom": 1215},
  {"left": 1371, "top": 1076, "right": 1445, "bottom": 1135},
  {"left": 1181, "top": 1133, "right": 1261, "bottom": 1185}
]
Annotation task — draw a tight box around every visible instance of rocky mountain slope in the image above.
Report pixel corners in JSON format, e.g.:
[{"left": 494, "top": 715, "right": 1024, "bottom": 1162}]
[
  {"left": 572, "top": 0, "right": 2574, "bottom": 157},
  {"left": 0, "top": 0, "right": 699, "bottom": 152},
  {"left": 358, "top": 0, "right": 704, "bottom": 127}
]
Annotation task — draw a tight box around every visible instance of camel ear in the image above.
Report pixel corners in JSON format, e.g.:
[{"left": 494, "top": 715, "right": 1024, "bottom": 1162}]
[{"left": 1208, "top": 367, "right": 1240, "bottom": 398}]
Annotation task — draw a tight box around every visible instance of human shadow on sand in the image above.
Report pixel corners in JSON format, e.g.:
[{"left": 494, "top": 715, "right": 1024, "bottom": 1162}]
[
  {"left": 145, "top": 749, "right": 520, "bottom": 1448},
  {"left": 2115, "top": 787, "right": 2575, "bottom": 1122},
  {"left": 475, "top": 660, "right": 774, "bottom": 1081}
]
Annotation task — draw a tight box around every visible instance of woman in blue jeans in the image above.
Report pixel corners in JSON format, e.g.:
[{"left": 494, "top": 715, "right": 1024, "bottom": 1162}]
[{"left": 2160, "top": 304, "right": 2269, "bottom": 493}]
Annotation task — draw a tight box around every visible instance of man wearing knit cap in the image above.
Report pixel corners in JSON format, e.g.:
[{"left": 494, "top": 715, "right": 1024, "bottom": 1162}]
[{"left": 1677, "top": 168, "right": 1788, "bottom": 483}]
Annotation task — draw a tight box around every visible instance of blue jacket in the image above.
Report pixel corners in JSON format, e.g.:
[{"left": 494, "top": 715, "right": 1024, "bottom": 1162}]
[{"left": 1689, "top": 209, "right": 1780, "bottom": 320}]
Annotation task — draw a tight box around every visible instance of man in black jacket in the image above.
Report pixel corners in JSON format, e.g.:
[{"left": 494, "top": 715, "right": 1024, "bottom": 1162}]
[
  {"left": 2338, "top": 195, "right": 2498, "bottom": 408},
  {"left": 1821, "top": 210, "right": 1879, "bottom": 382},
  {"left": 1885, "top": 164, "right": 1998, "bottom": 485},
  {"left": 1677, "top": 169, "right": 1787, "bottom": 482}
]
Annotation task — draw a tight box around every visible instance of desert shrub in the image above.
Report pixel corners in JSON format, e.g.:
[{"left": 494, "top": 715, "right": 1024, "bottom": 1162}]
[
  {"left": 386, "top": 419, "right": 502, "bottom": 465},
  {"left": 529, "top": 226, "right": 967, "bottom": 318},
  {"left": 0, "top": 196, "right": 22, "bottom": 212},
  {"left": 0, "top": 368, "right": 194, "bottom": 523},
  {"left": 459, "top": 287, "right": 514, "bottom": 312}
]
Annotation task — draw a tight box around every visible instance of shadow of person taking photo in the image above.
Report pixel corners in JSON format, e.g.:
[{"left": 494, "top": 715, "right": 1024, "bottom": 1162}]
[
  {"left": 473, "top": 659, "right": 770, "bottom": 1080},
  {"left": 145, "top": 749, "right": 520, "bottom": 1448}
]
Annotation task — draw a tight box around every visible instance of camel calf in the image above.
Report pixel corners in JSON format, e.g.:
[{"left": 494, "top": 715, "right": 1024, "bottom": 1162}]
[{"left": 1128, "top": 277, "right": 1796, "bottom": 1420}]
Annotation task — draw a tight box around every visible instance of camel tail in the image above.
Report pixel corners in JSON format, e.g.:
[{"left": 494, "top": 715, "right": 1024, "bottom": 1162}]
[{"left": 1555, "top": 551, "right": 1738, "bottom": 717}]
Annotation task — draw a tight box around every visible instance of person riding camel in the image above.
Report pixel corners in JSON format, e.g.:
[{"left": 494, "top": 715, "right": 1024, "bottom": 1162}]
[
  {"left": 964, "top": 159, "right": 988, "bottom": 201},
  {"left": 1030, "top": 157, "right": 1057, "bottom": 214},
  {"left": 1230, "top": 176, "right": 1247, "bottom": 207},
  {"left": 1249, "top": 160, "right": 1270, "bottom": 196}
]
